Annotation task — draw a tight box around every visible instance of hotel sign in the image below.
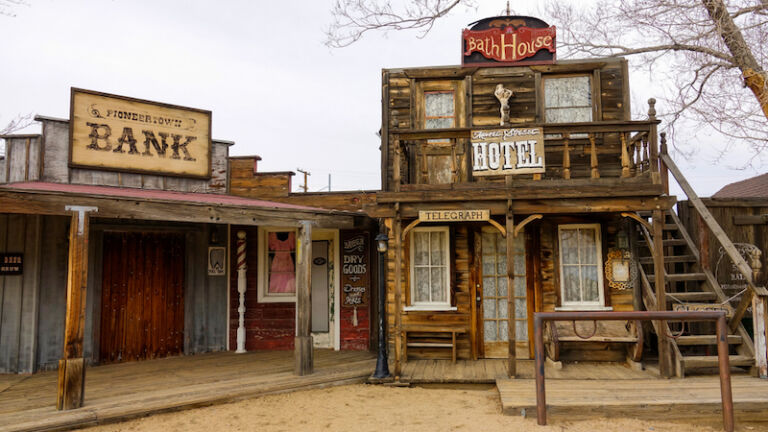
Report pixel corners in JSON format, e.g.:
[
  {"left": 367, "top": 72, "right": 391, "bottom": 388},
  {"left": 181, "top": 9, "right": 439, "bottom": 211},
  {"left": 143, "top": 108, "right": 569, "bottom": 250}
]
[
  {"left": 471, "top": 127, "right": 545, "bottom": 176},
  {"left": 70, "top": 88, "right": 212, "bottom": 178},
  {"left": 463, "top": 16, "right": 556, "bottom": 66},
  {"left": 419, "top": 210, "right": 490, "bottom": 222}
]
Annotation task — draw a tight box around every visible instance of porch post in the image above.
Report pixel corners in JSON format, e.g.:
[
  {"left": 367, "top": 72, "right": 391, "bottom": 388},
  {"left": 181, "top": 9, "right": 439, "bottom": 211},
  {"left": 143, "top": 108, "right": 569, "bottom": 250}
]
[
  {"left": 294, "top": 221, "right": 313, "bottom": 375},
  {"left": 57, "top": 205, "right": 97, "bottom": 410},
  {"left": 652, "top": 209, "right": 671, "bottom": 378},
  {"left": 393, "top": 208, "right": 403, "bottom": 378},
  {"left": 236, "top": 231, "right": 247, "bottom": 353},
  {"left": 506, "top": 203, "right": 516, "bottom": 377}
]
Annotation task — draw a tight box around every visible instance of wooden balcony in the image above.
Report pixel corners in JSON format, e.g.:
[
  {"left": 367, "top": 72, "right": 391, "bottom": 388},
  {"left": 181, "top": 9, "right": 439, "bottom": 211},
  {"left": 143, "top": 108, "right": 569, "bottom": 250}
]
[{"left": 386, "top": 119, "right": 666, "bottom": 202}]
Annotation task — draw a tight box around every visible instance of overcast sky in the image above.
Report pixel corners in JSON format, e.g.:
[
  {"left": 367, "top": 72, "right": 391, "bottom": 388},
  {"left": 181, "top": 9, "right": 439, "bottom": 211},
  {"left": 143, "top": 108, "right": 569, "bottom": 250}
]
[{"left": 0, "top": 0, "right": 762, "bottom": 196}]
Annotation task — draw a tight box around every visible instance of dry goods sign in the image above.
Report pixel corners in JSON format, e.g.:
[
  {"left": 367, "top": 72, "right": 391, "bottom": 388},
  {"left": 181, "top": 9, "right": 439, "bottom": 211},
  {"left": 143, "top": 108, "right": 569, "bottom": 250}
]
[
  {"left": 69, "top": 88, "right": 212, "bottom": 178},
  {"left": 471, "top": 127, "right": 545, "bottom": 176},
  {"left": 341, "top": 231, "right": 369, "bottom": 307}
]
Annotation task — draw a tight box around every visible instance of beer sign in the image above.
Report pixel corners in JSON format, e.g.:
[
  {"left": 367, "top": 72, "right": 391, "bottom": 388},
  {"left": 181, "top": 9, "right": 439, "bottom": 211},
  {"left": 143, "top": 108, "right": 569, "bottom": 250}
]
[
  {"left": 70, "top": 88, "right": 212, "bottom": 178},
  {"left": 471, "top": 127, "right": 545, "bottom": 176}
]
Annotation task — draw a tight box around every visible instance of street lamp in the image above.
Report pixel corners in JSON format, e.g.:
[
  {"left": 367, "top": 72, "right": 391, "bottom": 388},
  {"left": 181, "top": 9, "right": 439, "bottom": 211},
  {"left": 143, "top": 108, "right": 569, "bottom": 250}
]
[{"left": 373, "top": 232, "right": 391, "bottom": 378}]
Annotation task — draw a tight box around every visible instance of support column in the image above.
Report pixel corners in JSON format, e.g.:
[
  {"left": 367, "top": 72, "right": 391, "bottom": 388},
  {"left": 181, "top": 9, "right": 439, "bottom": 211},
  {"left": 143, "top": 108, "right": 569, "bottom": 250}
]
[
  {"left": 506, "top": 203, "right": 516, "bottom": 377},
  {"left": 294, "top": 221, "right": 313, "bottom": 375},
  {"left": 57, "top": 205, "right": 97, "bottom": 410},
  {"left": 393, "top": 207, "right": 403, "bottom": 379},
  {"left": 652, "top": 209, "right": 671, "bottom": 378},
  {"left": 236, "top": 231, "right": 247, "bottom": 353}
]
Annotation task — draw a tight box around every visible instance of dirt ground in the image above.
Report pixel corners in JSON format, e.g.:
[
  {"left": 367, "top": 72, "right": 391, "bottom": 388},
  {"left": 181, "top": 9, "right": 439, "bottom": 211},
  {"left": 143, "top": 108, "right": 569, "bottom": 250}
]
[{"left": 84, "top": 383, "right": 766, "bottom": 432}]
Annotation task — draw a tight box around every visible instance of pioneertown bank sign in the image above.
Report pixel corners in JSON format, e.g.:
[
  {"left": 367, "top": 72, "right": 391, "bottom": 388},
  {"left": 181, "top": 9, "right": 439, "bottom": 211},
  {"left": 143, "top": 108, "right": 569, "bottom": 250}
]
[{"left": 69, "top": 88, "right": 212, "bottom": 178}]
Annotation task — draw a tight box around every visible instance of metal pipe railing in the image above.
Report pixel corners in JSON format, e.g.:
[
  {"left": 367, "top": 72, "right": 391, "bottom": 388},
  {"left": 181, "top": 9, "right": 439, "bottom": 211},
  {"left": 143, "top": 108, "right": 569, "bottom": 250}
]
[{"left": 533, "top": 310, "right": 734, "bottom": 432}]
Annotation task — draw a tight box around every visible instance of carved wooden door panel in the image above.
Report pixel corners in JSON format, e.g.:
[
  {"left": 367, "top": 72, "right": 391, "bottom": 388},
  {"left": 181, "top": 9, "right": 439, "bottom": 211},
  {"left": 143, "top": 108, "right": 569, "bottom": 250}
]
[{"left": 100, "top": 232, "right": 184, "bottom": 363}]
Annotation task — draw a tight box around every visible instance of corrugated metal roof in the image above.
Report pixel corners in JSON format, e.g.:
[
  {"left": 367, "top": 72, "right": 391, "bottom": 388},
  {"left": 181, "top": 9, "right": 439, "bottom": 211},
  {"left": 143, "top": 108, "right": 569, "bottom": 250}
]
[
  {"left": 0, "top": 182, "right": 333, "bottom": 213},
  {"left": 712, "top": 173, "right": 768, "bottom": 199}
]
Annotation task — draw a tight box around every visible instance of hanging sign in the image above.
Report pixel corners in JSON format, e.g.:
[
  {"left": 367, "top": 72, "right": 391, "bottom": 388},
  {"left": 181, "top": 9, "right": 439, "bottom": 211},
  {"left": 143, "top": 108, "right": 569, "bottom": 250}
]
[
  {"left": 471, "top": 127, "right": 545, "bottom": 176},
  {"left": 342, "top": 231, "right": 369, "bottom": 307},
  {"left": 419, "top": 209, "right": 490, "bottom": 222},
  {"left": 69, "top": 88, "right": 212, "bottom": 178},
  {"left": 462, "top": 16, "right": 556, "bottom": 67},
  {"left": 0, "top": 253, "right": 23, "bottom": 276}
]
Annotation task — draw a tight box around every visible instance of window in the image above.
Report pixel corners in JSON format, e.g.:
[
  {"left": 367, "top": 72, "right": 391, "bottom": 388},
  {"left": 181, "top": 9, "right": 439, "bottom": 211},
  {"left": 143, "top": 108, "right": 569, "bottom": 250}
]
[
  {"left": 557, "top": 224, "right": 608, "bottom": 310},
  {"left": 423, "top": 91, "right": 455, "bottom": 184},
  {"left": 408, "top": 227, "right": 452, "bottom": 310},
  {"left": 258, "top": 228, "right": 297, "bottom": 302},
  {"left": 544, "top": 75, "right": 593, "bottom": 123}
]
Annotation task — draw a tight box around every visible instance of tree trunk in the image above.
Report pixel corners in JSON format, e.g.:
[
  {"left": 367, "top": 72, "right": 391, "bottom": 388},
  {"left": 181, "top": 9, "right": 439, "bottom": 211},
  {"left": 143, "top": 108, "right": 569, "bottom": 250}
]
[{"left": 701, "top": 0, "right": 768, "bottom": 119}]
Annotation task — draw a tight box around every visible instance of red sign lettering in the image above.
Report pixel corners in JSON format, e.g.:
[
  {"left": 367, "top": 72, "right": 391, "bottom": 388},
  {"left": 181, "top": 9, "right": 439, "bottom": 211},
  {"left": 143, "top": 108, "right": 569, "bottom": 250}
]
[{"left": 462, "top": 26, "right": 556, "bottom": 64}]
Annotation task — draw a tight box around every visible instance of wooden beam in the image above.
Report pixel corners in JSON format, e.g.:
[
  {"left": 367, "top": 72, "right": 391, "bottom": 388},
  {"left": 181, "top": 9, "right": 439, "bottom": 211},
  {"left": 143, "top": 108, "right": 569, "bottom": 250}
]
[
  {"left": 0, "top": 189, "right": 358, "bottom": 229},
  {"left": 393, "top": 207, "right": 403, "bottom": 378},
  {"left": 294, "top": 221, "right": 313, "bottom": 376},
  {"left": 401, "top": 219, "right": 421, "bottom": 241},
  {"left": 506, "top": 201, "right": 516, "bottom": 377},
  {"left": 620, "top": 212, "right": 652, "bottom": 232},
  {"left": 652, "top": 210, "right": 672, "bottom": 378},
  {"left": 514, "top": 214, "right": 543, "bottom": 238},
  {"left": 57, "top": 205, "right": 97, "bottom": 410},
  {"left": 487, "top": 218, "right": 507, "bottom": 237},
  {"left": 752, "top": 294, "right": 768, "bottom": 378}
]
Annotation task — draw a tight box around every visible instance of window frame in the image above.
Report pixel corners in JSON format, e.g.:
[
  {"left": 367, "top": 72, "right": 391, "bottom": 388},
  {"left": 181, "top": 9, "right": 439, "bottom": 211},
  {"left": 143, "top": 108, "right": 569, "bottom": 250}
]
[
  {"left": 556, "top": 223, "right": 610, "bottom": 311},
  {"left": 257, "top": 227, "right": 298, "bottom": 303},
  {"left": 541, "top": 73, "right": 596, "bottom": 124},
  {"left": 406, "top": 226, "right": 455, "bottom": 311}
]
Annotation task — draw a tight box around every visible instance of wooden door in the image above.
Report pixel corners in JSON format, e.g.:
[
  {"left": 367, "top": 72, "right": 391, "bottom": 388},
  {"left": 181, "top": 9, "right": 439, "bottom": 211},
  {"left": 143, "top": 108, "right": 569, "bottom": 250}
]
[
  {"left": 99, "top": 232, "right": 185, "bottom": 363},
  {"left": 477, "top": 228, "right": 529, "bottom": 358}
]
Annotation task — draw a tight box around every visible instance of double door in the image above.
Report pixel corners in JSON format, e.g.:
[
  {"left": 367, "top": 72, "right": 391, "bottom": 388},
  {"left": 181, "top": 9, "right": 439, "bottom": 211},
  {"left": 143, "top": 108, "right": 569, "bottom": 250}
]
[{"left": 475, "top": 228, "right": 531, "bottom": 359}]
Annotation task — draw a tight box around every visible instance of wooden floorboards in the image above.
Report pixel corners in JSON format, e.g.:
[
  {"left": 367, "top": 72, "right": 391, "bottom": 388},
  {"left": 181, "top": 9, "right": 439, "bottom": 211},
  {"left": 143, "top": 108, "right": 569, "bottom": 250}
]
[
  {"left": 497, "top": 375, "right": 768, "bottom": 422},
  {"left": 0, "top": 350, "right": 375, "bottom": 432}
]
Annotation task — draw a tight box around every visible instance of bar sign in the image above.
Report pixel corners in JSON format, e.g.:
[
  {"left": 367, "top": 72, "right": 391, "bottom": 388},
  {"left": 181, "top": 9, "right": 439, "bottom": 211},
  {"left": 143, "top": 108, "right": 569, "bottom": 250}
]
[{"left": 0, "top": 253, "right": 23, "bottom": 276}]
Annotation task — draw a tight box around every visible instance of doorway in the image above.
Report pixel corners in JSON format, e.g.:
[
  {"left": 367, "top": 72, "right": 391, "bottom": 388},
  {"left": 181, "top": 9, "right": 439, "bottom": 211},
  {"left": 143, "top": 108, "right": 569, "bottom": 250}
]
[
  {"left": 476, "top": 228, "right": 528, "bottom": 359},
  {"left": 99, "top": 232, "right": 185, "bottom": 363}
]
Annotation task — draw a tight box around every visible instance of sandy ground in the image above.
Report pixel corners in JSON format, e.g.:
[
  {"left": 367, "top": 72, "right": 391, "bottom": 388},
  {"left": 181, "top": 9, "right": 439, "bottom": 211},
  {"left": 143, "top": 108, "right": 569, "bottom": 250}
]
[{"left": 84, "top": 383, "right": 766, "bottom": 432}]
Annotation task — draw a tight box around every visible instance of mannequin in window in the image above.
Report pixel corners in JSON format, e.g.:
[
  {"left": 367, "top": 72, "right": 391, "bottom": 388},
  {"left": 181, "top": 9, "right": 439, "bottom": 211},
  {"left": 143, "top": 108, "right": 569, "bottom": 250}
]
[{"left": 268, "top": 231, "right": 296, "bottom": 293}]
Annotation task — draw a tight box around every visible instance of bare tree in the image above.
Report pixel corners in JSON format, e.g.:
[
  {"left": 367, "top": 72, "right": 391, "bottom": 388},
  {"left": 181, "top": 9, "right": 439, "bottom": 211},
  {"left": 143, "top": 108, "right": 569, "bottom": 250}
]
[
  {"left": 0, "top": 0, "right": 29, "bottom": 17},
  {"left": 326, "top": 0, "right": 768, "bottom": 164},
  {"left": 546, "top": 0, "right": 768, "bottom": 164},
  {"left": 0, "top": 113, "right": 34, "bottom": 154}
]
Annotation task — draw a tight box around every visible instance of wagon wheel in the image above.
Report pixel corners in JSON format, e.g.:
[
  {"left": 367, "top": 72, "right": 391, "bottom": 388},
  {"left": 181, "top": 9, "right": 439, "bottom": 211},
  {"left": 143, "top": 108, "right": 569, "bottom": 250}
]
[
  {"left": 544, "top": 321, "right": 560, "bottom": 362},
  {"left": 627, "top": 320, "right": 644, "bottom": 362}
]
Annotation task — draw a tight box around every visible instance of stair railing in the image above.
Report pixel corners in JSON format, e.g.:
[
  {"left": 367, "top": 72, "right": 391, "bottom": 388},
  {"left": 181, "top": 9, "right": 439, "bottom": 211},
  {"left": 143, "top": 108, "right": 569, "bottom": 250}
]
[{"left": 659, "top": 140, "right": 768, "bottom": 377}]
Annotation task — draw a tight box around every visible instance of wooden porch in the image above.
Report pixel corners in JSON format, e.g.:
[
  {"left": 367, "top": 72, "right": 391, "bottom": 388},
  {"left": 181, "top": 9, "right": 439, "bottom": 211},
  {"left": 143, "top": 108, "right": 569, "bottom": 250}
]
[
  {"left": 497, "top": 375, "right": 768, "bottom": 423},
  {"left": 0, "top": 350, "right": 375, "bottom": 432}
]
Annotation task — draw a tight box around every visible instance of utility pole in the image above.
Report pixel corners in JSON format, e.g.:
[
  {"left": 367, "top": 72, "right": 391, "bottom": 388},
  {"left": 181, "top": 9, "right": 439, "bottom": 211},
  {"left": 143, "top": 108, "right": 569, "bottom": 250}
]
[{"left": 297, "top": 168, "right": 310, "bottom": 193}]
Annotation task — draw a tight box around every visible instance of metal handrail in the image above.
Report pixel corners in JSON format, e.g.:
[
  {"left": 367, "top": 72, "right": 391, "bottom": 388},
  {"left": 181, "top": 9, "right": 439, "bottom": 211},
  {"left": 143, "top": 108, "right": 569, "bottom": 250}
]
[{"left": 533, "top": 310, "right": 734, "bottom": 432}]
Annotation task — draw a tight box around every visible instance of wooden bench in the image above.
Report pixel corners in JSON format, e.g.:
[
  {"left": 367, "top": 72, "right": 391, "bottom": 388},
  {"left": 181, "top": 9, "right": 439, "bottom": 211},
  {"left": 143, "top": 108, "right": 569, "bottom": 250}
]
[
  {"left": 402, "top": 325, "right": 468, "bottom": 363},
  {"left": 544, "top": 320, "right": 643, "bottom": 363}
]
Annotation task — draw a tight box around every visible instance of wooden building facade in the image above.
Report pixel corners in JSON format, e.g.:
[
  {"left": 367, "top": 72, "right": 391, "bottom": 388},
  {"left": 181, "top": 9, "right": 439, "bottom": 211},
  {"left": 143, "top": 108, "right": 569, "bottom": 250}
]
[
  {"left": 369, "top": 15, "right": 767, "bottom": 379},
  {"left": 0, "top": 90, "right": 375, "bottom": 409}
]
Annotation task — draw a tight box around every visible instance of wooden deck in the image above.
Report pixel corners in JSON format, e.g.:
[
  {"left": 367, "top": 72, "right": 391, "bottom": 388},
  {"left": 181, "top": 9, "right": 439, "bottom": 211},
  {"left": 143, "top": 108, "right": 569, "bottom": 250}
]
[
  {"left": 0, "top": 350, "right": 375, "bottom": 432},
  {"left": 498, "top": 375, "right": 768, "bottom": 423},
  {"left": 398, "top": 359, "right": 655, "bottom": 383}
]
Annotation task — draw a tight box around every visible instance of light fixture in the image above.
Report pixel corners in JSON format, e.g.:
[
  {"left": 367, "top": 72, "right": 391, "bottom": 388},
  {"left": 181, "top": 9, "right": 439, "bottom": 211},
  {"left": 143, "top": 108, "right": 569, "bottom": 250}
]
[{"left": 375, "top": 233, "right": 389, "bottom": 253}]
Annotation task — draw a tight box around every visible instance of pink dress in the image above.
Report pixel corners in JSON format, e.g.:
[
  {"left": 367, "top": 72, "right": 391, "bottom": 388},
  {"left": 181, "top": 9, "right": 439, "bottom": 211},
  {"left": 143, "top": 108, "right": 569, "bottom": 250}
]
[{"left": 268, "top": 232, "right": 296, "bottom": 293}]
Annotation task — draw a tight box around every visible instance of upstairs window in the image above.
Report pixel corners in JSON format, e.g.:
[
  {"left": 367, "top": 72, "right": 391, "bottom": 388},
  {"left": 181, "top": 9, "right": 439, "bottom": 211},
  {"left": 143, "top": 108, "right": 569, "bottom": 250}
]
[
  {"left": 544, "top": 75, "right": 593, "bottom": 123},
  {"left": 425, "top": 91, "right": 456, "bottom": 129}
]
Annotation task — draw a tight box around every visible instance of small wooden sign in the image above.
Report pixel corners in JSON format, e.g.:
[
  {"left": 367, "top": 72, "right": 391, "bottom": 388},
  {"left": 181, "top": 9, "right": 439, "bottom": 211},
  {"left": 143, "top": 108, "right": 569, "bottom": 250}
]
[
  {"left": 70, "top": 88, "right": 212, "bottom": 178},
  {"left": 341, "top": 231, "right": 369, "bottom": 307},
  {"left": 673, "top": 303, "right": 732, "bottom": 317},
  {"left": 419, "top": 209, "right": 490, "bottom": 222},
  {"left": 471, "top": 127, "right": 545, "bottom": 176},
  {"left": 207, "top": 247, "right": 226, "bottom": 276},
  {"left": 0, "top": 253, "right": 23, "bottom": 276}
]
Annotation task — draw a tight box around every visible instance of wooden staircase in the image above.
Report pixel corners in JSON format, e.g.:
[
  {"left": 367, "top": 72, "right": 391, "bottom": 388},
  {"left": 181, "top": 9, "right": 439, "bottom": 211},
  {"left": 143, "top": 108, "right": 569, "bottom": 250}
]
[{"left": 635, "top": 209, "right": 756, "bottom": 377}]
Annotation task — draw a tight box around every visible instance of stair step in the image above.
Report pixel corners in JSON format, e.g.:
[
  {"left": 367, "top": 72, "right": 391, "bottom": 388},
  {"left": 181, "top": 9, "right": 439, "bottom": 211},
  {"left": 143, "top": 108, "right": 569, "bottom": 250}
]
[
  {"left": 637, "top": 238, "right": 688, "bottom": 247},
  {"left": 666, "top": 292, "right": 717, "bottom": 302},
  {"left": 647, "top": 273, "right": 707, "bottom": 282},
  {"left": 663, "top": 224, "right": 679, "bottom": 230},
  {"left": 682, "top": 355, "right": 753, "bottom": 369},
  {"left": 638, "top": 255, "right": 697, "bottom": 264},
  {"left": 676, "top": 335, "right": 743, "bottom": 346}
]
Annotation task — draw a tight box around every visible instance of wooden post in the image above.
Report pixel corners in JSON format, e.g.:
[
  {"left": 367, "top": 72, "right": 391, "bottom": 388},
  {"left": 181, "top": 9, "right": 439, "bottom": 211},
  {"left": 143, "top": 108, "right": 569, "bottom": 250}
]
[
  {"left": 57, "top": 205, "right": 97, "bottom": 410},
  {"left": 393, "top": 139, "right": 401, "bottom": 193},
  {"left": 562, "top": 134, "right": 571, "bottom": 180},
  {"left": 698, "top": 213, "right": 711, "bottom": 271},
  {"left": 752, "top": 294, "right": 768, "bottom": 378},
  {"left": 620, "top": 133, "right": 630, "bottom": 178},
  {"left": 393, "top": 206, "right": 403, "bottom": 378},
  {"left": 648, "top": 99, "right": 661, "bottom": 185},
  {"left": 294, "top": 221, "right": 313, "bottom": 376},
  {"left": 659, "top": 132, "right": 669, "bottom": 195},
  {"left": 652, "top": 209, "right": 671, "bottom": 378},
  {"left": 506, "top": 202, "right": 516, "bottom": 377},
  {"left": 589, "top": 134, "right": 600, "bottom": 179}
]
